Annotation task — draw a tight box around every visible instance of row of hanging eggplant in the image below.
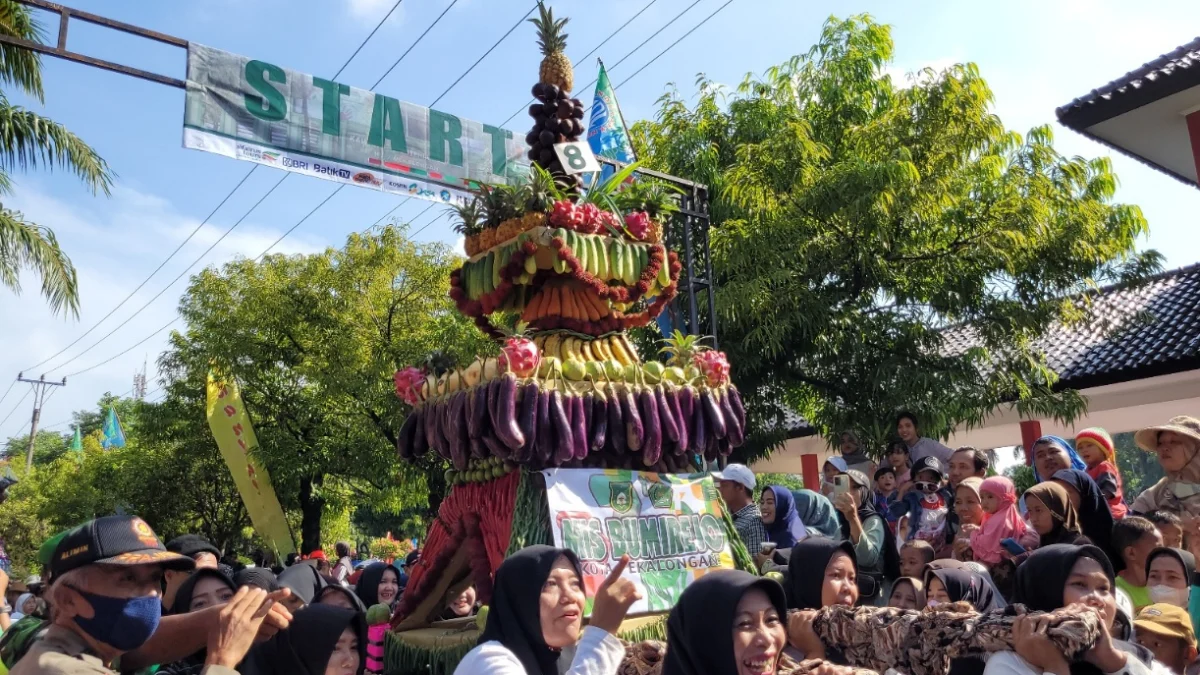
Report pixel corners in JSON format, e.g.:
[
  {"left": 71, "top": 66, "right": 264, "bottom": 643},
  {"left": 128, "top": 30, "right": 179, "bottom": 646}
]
[{"left": 395, "top": 372, "right": 747, "bottom": 471}]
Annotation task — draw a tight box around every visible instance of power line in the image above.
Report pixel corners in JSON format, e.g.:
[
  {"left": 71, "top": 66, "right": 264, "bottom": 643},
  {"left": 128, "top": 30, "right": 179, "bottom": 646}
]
[
  {"left": 61, "top": 3, "right": 530, "bottom": 379},
  {"left": 0, "top": 379, "right": 15, "bottom": 412},
  {"left": 616, "top": 0, "right": 736, "bottom": 89},
  {"left": 496, "top": 0, "right": 667, "bottom": 128},
  {"left": 428, "top": 4, "right": 537, "bottom": 108},
  {"left": 29, "top": 0, "right": 407, "bottom": 375},
  {"left": 0, "top": 389, "right": 30, "bottom": 430}
]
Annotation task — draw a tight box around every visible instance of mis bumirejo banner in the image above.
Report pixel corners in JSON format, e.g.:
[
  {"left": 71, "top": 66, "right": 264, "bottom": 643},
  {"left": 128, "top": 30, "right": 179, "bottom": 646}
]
[
  {"left": 183, "top": 44, "right": 529, "bottom": 207},
  {"left": 542, "top": 468, "right": 736, "bottom": 614}
]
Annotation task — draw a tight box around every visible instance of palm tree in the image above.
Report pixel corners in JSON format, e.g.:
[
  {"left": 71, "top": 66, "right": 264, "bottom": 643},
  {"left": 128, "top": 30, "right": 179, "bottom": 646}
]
[{"left": 0, "top": 1, "right": 113, "bottom": 317}]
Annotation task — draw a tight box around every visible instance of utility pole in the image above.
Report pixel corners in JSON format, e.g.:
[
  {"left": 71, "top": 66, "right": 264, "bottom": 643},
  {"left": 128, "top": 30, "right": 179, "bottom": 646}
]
[{"left": 17, "top": 373, "right": 66, "bottom": 471}]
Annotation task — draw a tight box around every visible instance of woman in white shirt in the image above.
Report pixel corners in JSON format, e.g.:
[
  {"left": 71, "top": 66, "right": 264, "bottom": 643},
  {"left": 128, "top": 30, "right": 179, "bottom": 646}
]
[
  {"left": 984, "top": 544, "right": 1171, "bottom": 675},
  {"left": 454, "top": 545, "right": 640, "bottom": 675}
]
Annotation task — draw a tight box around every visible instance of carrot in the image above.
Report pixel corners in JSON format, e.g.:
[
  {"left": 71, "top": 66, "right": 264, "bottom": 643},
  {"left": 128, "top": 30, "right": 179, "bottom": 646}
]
[
  {"left": 548, "top": 285, "right": 563, "bottom": 316},
  {"left": 580, "top": 289, "right": 600, "bottom": 321},
  {"left": 523, "top": 289, "right": 544, "bottom": 322},
  {"left": 567, "top": 287, "right": 584, "bottom": 320}
]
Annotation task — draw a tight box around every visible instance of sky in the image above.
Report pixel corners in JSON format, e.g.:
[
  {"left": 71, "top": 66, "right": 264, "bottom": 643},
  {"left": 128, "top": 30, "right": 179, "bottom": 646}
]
[{"left": 1, "top": 0, "right": 1198, "bottom": 442}]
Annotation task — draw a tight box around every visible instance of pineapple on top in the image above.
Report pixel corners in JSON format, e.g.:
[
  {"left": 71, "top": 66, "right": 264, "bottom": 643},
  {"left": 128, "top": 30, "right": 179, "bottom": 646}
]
[{"left": 530, "top": 1, "right": 572, "bottom": 93}]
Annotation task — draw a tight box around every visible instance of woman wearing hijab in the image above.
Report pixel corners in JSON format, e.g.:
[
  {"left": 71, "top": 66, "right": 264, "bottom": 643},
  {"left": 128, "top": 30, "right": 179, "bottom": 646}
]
[
  {"left": 924, "top": 567, "right": 1006, "bottom": 612},
  {"left": 453, "top": 545, "right": 639, "bottom": 675},
  {"left": 317, "top": 584, "right": 367, "bottom": 612},
  {"left": 888, "top": 577, "right": 924, "bottom": 610},
  {"left": 1024, "top": 482, "right": 1088, "bottom": 548},
  {"left": 760, "top": 486, "right": 807, "bottom": 549},
  {"left": 10, "top": 593, "right": 36, "bottom": 622},
  {"left": 792, "top": 490, "right": 842, "bottom": 539},
  {"left": 1144, "top": 547, "right": 1200, "bottom": 638},
  {"left": 783, "top": 537, "right": 860, "bottom": 663},
  {"left": 159, "top": 569, "right": 238, "bottom": 675},
  {"left": 662, "top": 570, "right": 790, "bottom": 675},
  {"left": 234, "top": 567, "right": 281, "bottom": 592},
  {"left": 833, "top": 470, "right": 899, "bottom": 602},
  {"left": 983, "top": 544, "right": 1163, "bottom": 675},
  {"left": 240, "top": 604, "right": 365, "bottom": 675},
  {"left": 952, "top": 477, "right": 987, "bottom": 562},
  {"left": 1031, "top": 436, "right": 1088, "bottom": 484},
  {"left": 277, "top": 562, "right": 327, "bottom": 612},
  {"left": 1052, "top": 469, "right": 1118, "bottom": 563},
  {"left": 354, "top": 562, "right": 403, "bottom": 614}
]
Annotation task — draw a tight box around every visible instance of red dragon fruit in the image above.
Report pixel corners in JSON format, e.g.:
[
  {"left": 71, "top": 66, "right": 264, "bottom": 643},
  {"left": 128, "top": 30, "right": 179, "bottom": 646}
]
[
  {"left": 598, "top": 210, "right": 622, "bottom": 234},
  {"left": 500, "top": 336, "right": 540, "bottom": 377},
  {"left": 693, "top": 350, "right": 731, "bottom": 387},
  {"left": 625, "top": 211, "right": 653, "bottom": 241},
  {"left": 577, "top": 203, "right": 602, "bottom": 234},
  {"left": 393, "top": 366, "right": 426, "bottom": 405},
  {"left": 549, "top": 199, "right": 577, "bottom": 228}
]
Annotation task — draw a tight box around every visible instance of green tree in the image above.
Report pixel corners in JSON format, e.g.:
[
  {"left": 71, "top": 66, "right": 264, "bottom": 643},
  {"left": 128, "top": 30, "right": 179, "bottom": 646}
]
[
  {"left": 158, "top": 225, "right": 489, "bottom": 552},
  {"left": 1112, "top": 431, "right": 1163, "bottom": 500},
  {"left": 2, "top": 429, "right": 67, "bottom": 465},
  {"left": 0, "top": 1, "right": 112, "bottom": 315},
  {"left": 630, "top": 15, "right": 1159, "bottom": 458}
]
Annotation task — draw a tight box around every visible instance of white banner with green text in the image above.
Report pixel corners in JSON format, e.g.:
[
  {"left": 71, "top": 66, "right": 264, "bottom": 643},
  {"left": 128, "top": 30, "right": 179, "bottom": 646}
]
[
  {"left": 542, "top": 468, "right": 736, "bottom": 614},
  {"left": 183, "top": 43, "right": 529, "bottom": 207}
]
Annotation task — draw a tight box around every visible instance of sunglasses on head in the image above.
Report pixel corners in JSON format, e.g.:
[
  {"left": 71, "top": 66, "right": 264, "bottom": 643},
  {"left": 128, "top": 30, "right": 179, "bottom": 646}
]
[{"left": 914, "top": 481, "right": 939, "bottom": 494}]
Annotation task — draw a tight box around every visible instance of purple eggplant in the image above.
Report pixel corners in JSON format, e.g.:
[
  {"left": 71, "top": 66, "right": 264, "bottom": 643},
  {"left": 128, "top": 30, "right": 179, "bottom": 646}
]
[
  {"left": 493, "top": 374, "right": 526, "bottom": 450},
  {"left": 717, "top": 436, "right": 733, "bottom": 456},
  {"left": 606, "top": 389, "right": 626, "bottom": 454},
  {"left": 448, "top": 393, "right": 469, "bottom": 468},
  {"left": 550, "top": 390, "right": 573, "bottom": 465},
  {"left": 589, "top": 393, "right": 608, "bottom": 453},
  {"left": 571, "top": 394, "right": 588, "bottom": 460},
  {"left": 701, "top": 390, "right": 727, "bottom": 440},
  {"left": 622, "top": 388, "right": 644, "bottom": 451},
  {"left": 486, "top": 377, "right": 502, "bottom": 433},
  {"left": 639, "top": 389, "right": 662, "bottom": 466},
  {"left": 481, "top": 430, "right": 510, "bottom": 460},
  {"left": 412, "top": 408, "right": 429, "bottom": 457},
  {"left": 727, "top": 386, "right": 747, "bottom": 435},
  {"left": 536, "top": 389, "right": 555, "bottom": 464},
  {"left": 691, "top": 394, "right": 708, "bottom": 454},
  {"left": 668, "top": 389, "right": 688, "bottom": 455},
  {"left": 397, "top": 409, "right": 418, "bottom": 459},
  {"left": 656, "top": 387, "right": 680, "bottom": 444},
  {"left": 469, "top": 436, "right": 486, "bottom": 459},
  {"left": 468, "top": 385, "right": 488, "bottom": 440},
  {"left": 422, "top": 401, "right": 438, "bottom": 455},
  {"left": 516, "top": 381, "right": 539, "bottom": 462},
  {"left": 704, "top": 432, "right": 718, "bottom": 461},
  {"left": 718, "top": 389, "right": 744, "bottom": 447}
]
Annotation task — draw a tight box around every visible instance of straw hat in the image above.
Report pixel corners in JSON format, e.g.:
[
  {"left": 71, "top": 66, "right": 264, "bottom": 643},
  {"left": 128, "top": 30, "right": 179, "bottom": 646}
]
[{"left": 1134, "top": 416, "right": 1200, "bottom": 452}]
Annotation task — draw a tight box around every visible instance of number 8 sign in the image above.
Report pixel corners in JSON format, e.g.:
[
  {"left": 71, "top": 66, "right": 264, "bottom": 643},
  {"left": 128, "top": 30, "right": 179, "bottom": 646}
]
[{"left": 553, "top": 141, "right": 601, "bottom": 175}]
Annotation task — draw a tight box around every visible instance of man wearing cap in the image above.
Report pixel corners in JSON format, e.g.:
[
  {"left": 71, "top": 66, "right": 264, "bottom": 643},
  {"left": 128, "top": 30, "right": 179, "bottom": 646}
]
[
  {"left": 1133, "top": 603, "right": 1198, "bottom": 675},
  {"left": 11, "top": 515, "right": 275, "bottom": 675},
  {"left": 1132, "top": 417, "right": 1200, "bottom": 520},
  {"left": 162, "top": 534, "right": 221, "bottom": 613},
  {"left": 712, "top": 464, "right": 767, "bottom": 556}
]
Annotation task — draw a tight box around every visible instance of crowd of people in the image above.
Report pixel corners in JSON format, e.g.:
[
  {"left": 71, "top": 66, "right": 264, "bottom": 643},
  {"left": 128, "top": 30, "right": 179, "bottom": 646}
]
[{"left": 0, "top": 412, "right": 1197, "bottom": 675}]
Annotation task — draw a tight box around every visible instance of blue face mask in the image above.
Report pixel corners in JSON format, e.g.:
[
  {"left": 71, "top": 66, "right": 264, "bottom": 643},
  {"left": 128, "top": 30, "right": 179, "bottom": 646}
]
[{"left": 69, "top": 587, "right": 161, "bottom": 652}]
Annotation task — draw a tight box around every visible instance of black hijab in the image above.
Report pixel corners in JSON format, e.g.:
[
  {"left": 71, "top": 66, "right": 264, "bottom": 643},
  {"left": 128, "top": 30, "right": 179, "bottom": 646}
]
[
  {"left": 924, "top": 568, "right": 1006, "bottom": 612},
  {"left": 1146, "top": 547, "right": 1197, "bottom": 585},
  {"left": 239, "top": 604, "right": 366, "bottom": 675},
  {"left": 234, "top": 567, "right": 280, "bottom": 592},
  {"left": 786, "top": 537, "right": 856, "bottom": 610},
  {"left": 354, "top": 562, "right": 401, "bottom": 609},
  {"left": 662, "top": 570, "right": 788, "bottom": 675},
  {"left": 1051, "top": 470, "right": 1117, "bottom": 564},
  {"left": 172, "top": 568, "right": 236, "bottom": 615},
  {"left": 316, "top": 584, "right": 367, "bottom": 613},
  {"left": 277, "top": 563, "right": 326, "bottom": 605},
  {"left": 478, "top": 545, "right": 581, "bottom": 675}
]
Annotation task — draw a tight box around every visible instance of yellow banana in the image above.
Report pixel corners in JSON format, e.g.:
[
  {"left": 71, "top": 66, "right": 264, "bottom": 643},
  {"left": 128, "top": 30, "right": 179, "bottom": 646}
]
[
  {"left": 620, "top": 334, "right": 640, "bottom": 363},
  {"left": 609, "top": 336, "right": 631, "bottom": 365},
  {"left": 544, "top": 333, "right": 564, "bottom": 360},
  {"left": 581, "top": 340, "right": 597, "bottom": 362},
  {"left": 592, "top": 336, "right": 612, "bottom": 361}
]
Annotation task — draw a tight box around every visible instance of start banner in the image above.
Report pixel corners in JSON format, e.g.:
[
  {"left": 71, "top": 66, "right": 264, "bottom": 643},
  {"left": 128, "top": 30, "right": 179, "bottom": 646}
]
[
  {"left": 183, "top": 44, "right": 529, "bottom": 207},
  {"left": 542, "top": 468, "right": 736, "bottom": 614}
]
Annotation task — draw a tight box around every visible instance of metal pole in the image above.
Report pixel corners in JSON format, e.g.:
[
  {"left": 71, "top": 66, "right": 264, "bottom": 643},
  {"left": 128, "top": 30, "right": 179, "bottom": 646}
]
[{"left": 18, "top": 374, "right": 67, "bottom": 470}]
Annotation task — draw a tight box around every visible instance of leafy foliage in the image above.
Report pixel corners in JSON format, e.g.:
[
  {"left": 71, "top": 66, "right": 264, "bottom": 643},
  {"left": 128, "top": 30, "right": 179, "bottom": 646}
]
[{"left": 630, "top": 15, "right": 1159, "bottom": 458}]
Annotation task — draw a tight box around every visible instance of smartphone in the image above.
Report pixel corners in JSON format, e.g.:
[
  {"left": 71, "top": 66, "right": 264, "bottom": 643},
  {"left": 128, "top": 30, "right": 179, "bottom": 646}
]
[
  {"left": 760, "top": 542, "right": 778, "bottom": 556},
  {"left": 1000, "top": 538, "right": 1026, "bottom": 555},
  {"left": 832, "top": 474, "right": 850, "bottom": 495}
]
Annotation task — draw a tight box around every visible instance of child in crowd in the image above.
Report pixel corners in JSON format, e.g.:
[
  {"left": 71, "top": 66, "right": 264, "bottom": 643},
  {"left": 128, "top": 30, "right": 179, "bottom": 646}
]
[
  {"left": 821, "top": 457, "right": 849, "bottom": 498},
  {"left": 968, "top": 476, "right": 1027, "bottom": 566},
  {"left": 887, "top": 440, "right": 913, "bottom": 494},
  {"left": 1076, "top": 427, "right": 1127, "bottom": 519},
  {"left": 874, "top": 466, "right": 900, "bottom": 531},
  {"left": 1114, "top": 516, "right": 1166, "bottom": 611},
  {"left": 899, "top": 540, "right": 936, "bottom": 579},
  {"left": 891, "top": 457, "right": 950, "bottom": 555},
  {"left": 1149, "top": 511, "right": 1186, "bottom": 550},
  {"left": 888, "top": 577, "right": 924, "bottom": 610},
  {"left": 1133, "top": 604, "right": 1199, "bottom": 675}
]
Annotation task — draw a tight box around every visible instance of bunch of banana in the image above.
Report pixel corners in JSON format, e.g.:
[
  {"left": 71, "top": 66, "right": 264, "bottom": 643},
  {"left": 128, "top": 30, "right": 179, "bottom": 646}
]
[{"left": 532, "top": 333, "right": 639, "bottom": 365}]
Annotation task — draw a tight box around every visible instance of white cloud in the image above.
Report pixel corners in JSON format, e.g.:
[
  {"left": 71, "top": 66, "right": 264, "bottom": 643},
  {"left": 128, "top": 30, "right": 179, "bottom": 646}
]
[{"left": 346, "top": 0, "right": 404, "bottom": 22}]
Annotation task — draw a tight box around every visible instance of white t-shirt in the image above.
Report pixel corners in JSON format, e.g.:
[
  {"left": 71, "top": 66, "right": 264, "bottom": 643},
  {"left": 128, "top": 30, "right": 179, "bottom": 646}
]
[
  {"left": 453, "top": 626, "right": 625, "bottom": 675},
  {"left": 983, "top": 648, "right": 1170, "bottom": 675}
]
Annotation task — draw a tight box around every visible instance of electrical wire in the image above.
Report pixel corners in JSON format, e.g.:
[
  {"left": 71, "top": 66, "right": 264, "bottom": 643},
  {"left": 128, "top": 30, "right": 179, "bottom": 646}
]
[
  {"left": 616, "top": 0, "right": 736, "bottom": 89},
  {"left": 31, "top": 0, "right": 408, "bottom": 375},
  {"left": 0, "top": 379, "right": 15, "bottom": 412},
  {"left": 0, "top": 389, "right": 30, "bottom": 429},
  {"left": 496, "top": 0, "right": 666, "bottom": 129},
  {"left": 62, "top": 2, "right": 532, "bottom": 379}
]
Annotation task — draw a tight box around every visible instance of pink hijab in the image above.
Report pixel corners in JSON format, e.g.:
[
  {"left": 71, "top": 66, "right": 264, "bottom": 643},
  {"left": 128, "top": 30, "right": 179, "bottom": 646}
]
[{"left": 969, "top": 476, "right": 1026, "bottom": 565}]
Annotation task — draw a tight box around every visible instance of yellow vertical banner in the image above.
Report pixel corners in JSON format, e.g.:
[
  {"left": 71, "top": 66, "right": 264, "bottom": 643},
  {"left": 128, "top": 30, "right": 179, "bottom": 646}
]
[{"left": 206, "top": 373, "right": 296, "bottom": 558}]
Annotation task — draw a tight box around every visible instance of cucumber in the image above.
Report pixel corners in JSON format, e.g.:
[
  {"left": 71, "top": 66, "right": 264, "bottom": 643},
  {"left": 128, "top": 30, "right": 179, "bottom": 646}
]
[{"left": 483, "top": 252, "right": 495, "bottom": 294}]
